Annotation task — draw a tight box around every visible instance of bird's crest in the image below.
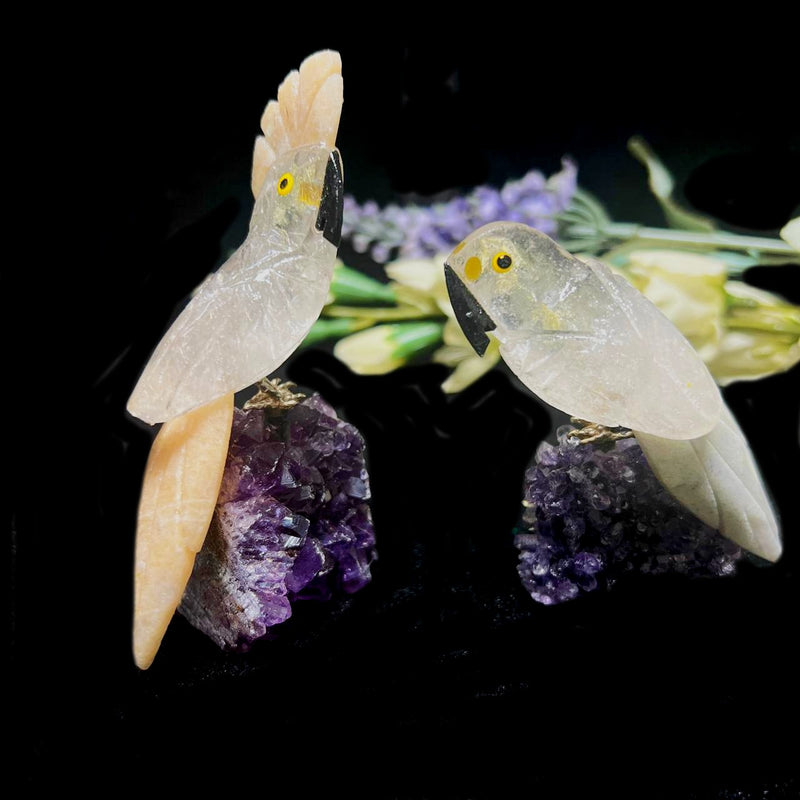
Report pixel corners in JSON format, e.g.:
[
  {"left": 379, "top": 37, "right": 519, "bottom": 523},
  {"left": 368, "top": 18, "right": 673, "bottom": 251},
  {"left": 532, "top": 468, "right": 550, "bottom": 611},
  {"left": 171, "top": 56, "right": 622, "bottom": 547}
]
[{"left": 251, "top": 50, "right": 343, "bottom": 198}]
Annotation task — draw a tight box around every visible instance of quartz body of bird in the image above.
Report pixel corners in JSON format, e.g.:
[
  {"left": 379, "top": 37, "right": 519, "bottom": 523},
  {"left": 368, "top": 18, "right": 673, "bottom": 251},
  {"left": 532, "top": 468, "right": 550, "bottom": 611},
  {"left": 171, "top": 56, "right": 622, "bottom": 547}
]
[{"left": 444, "top": 222, "right": 781, "bottom": 563}]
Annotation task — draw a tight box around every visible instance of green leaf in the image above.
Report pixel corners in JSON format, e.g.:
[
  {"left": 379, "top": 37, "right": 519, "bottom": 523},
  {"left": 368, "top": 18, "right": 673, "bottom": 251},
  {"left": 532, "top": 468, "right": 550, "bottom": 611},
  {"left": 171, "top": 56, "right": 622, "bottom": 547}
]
[
  {"left": 329, "top": 263, "right": 397, "bottom": 305},
  {"left": 322, "top": 303, "right": 439, "bottom": 321},
  {"left": 628, "top": 136, "right": 716, "bottom": 233}
]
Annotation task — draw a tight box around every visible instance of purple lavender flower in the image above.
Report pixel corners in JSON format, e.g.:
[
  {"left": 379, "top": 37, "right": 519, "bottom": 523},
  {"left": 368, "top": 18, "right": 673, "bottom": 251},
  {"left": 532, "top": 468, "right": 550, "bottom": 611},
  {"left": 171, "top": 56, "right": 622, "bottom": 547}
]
[
  {"left": 515, "top": 425, "right": 741, "bottom": 605},
  {"left": 179, "top": 394, "right": 377, "bottom": 651},
  {"left": 342, "top": 159, "right": 577, "bottom": 262}
]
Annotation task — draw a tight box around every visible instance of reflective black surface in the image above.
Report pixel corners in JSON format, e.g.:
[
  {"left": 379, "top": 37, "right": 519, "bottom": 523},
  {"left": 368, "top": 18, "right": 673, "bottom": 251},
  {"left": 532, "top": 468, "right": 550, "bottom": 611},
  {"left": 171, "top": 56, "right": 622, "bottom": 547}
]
[{"left": 11, "top": 26, "right": 799, "bottom": 798}]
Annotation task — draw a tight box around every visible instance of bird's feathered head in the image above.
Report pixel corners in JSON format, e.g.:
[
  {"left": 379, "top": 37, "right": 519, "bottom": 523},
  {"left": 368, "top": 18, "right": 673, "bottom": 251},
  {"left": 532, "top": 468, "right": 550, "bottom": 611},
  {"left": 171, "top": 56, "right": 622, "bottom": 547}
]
[{"left": 444, "top": 221, "right": 577, "bottom": 355}]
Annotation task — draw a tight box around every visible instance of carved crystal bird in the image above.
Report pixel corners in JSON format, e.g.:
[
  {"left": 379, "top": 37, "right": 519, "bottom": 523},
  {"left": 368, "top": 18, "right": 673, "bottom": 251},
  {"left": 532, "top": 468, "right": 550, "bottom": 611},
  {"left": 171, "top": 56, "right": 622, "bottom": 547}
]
[
  {"left": 131, "top": 50, "right": 344, "bottom": 669},
  {"left": 127, "top": 50, "right": 344, "bottom": 426},
  {"left": 444, "top": 221, "right": 781, "bottom": 563}
]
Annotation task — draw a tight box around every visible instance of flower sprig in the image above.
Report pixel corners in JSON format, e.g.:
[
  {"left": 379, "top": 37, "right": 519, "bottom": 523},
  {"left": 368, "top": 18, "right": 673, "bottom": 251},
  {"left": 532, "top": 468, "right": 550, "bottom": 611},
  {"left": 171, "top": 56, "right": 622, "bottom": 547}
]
[
  {"left": 342, "top": 159, "right": 577, "bottom": 263},
  {"left": 304, "top": 140, "right": 799, "bottom": 393},
  {"left": 562, "top": 138, "right": 798, "bottom": 269},
  {"left": 301, "top": 257, "right": 493, "bottom": 392}
]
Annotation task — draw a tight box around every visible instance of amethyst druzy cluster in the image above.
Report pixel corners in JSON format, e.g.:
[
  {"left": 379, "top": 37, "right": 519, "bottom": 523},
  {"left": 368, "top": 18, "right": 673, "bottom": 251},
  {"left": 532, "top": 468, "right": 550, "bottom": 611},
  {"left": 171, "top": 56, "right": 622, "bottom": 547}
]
[
  {"left": 179, "top": 392, "right": 376, "bottom": 650},
  {"left": 514, "top": 425, "right": 742, "bottom": 605}
]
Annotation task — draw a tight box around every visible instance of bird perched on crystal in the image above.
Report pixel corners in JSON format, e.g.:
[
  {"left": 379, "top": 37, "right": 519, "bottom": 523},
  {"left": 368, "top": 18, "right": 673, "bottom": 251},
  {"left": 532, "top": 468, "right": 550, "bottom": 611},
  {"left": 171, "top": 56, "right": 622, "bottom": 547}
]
[
  {"left": 130, "top": 50, "right": 346, "bottom": 669},
  {"left": 444, "top": 222, "right": 781, "bottom": 564}
]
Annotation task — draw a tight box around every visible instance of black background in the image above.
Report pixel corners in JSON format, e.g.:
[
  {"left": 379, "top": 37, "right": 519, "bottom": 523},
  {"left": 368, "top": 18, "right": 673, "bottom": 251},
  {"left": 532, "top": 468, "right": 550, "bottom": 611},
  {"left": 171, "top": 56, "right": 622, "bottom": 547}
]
[{"left": 10, "top": 21, "right": 800, "bottom": 798}]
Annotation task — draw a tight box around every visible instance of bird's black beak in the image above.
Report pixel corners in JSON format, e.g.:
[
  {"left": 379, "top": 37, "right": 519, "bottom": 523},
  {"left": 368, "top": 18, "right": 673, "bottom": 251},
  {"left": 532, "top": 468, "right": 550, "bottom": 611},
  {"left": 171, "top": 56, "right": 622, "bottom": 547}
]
[
  {"left": 444, "top": 263, "right": 497, "bottom": 357},
  {"left": 316, "top": 149, "right": 344, "bottom": 247}
]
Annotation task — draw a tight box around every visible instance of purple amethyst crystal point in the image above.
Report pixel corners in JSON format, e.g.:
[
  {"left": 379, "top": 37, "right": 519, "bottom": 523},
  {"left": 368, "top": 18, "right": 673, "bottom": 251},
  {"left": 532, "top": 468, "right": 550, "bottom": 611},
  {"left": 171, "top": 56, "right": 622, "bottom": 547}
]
[
  {"left": 514, "top": 426, "right": 742, "bottom": 605},
  {"left": 179, "top": 393, "right": 377, "bottom": 651}
]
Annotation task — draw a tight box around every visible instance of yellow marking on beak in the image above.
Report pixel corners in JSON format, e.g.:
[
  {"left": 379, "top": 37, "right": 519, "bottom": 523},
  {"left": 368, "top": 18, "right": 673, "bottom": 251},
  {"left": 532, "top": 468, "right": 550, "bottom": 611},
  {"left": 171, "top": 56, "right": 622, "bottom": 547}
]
[
  {"left": 299, "top": 182, "right": 322, "bottom": 207},
  {"left": 465, "top": 256, "right": 482, "bottom": 282}
]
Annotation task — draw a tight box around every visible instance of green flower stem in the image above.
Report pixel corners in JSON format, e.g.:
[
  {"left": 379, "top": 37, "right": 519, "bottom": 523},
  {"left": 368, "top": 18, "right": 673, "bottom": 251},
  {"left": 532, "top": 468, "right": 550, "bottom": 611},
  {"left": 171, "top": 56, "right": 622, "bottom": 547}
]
[
  {"left": 570, "top": 187, "right": 611, "bottom": 226},
  {"left": 580, "top": 223, "right": 798, "bottom": 256},
  {"left": 322, "top": 304, "right": 445, "bottom": 322}
]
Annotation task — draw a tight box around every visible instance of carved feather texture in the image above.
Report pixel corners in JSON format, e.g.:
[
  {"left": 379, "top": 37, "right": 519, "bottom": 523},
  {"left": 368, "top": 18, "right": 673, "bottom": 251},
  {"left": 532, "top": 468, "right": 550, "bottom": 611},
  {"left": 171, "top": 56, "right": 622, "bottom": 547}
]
[
  {"left": 133, "top": 393, "right": 234, "bottom": 669},
  {"left": 635, "top": 403, "right": 781, "bottom": 562},
  {"left": 251, "top": 50, "right": 342, "bottom": 197}
]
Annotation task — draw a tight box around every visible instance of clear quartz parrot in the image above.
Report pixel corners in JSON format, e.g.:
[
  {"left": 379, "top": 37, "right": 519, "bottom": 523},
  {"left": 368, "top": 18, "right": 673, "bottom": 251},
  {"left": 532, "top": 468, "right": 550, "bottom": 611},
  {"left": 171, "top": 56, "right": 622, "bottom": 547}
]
[
  {"left": 444, "top": 221, "right": 781, "bottom": 563},
  {"left": 130, "top": 50, "right": 344, "bottom": 669},
  {"left": 127, "top": 51, "right": 344, "bottom": 426}
]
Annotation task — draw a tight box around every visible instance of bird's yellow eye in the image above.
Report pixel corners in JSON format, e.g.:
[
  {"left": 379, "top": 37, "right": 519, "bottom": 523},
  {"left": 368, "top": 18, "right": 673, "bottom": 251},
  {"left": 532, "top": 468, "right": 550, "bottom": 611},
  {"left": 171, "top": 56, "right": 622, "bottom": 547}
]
[
  {"left": 277, "top": 173, "right": 294, "bottom": 196},
  {"left": 492, "top": 252, "right": 513, "bottom": 273}
]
